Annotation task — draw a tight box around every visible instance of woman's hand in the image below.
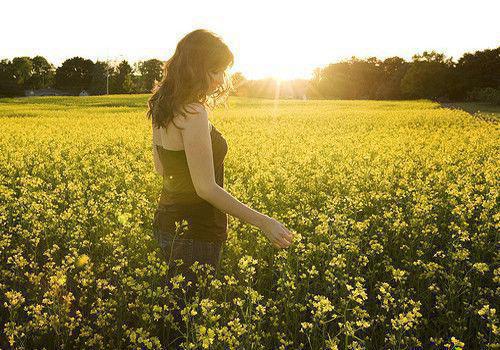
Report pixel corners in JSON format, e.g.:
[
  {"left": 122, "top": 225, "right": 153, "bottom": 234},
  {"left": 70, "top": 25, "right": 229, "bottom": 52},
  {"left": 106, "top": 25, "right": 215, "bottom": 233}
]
[{"left": 259, "top": 215, "right": 295, "bottom": 249}]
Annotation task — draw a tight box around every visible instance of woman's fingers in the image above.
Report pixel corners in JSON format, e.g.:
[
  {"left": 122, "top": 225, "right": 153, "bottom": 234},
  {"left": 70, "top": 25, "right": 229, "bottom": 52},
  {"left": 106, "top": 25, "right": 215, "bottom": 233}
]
[
  {"left": 282, "top": 227, "right": 294, "bottom": 244},
  {"left": 269, "top": 223, "right": 295, "bottom": 249},
  {"left": 281, "top": 233, "right": 293, "bottom": 245},
  {"left": 271, "top": 236, "right": 285, "bottom": 248},
  {"left": 281, "top": 225, "right": 294, "bottom": 240},
  {"left": 276, "top": 233, "right": 292, "bottom": 247}
]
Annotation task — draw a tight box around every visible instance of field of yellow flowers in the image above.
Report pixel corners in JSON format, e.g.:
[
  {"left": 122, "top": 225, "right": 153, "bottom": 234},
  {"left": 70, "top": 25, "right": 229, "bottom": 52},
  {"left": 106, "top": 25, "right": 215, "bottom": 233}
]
[{"left": 0, "top": 95, "right": 498, "bottom": 349}]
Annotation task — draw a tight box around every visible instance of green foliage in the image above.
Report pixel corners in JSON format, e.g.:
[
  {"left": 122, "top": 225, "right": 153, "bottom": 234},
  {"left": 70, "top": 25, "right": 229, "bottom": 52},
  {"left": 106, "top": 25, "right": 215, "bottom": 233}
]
[
  {"left": 2, "top": 46, "right": 499, "bottom": 101},
  {"left": 467, "top": 87, "right": 500, "bottom": 105},
  {"left": 28, "top": 56, "right": 56, "bottom": 90},
  {"left": 136, "top": 59, "right": 164, "bottom": 93},
  {"left": 112, "top": 61, "right": 134, "bottom": 94},
  {"left": 54, "top": 57, "right": 95, "bottom": 94},
  {"left": 400, "top": 60, "right": 452, "bottom": 99}
]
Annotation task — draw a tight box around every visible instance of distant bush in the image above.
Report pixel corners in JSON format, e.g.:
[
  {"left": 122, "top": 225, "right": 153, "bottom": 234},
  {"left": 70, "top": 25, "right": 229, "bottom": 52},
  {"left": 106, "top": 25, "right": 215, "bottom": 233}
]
[{"left": 466, "top": 87, "right": 500, "bottom": 105}]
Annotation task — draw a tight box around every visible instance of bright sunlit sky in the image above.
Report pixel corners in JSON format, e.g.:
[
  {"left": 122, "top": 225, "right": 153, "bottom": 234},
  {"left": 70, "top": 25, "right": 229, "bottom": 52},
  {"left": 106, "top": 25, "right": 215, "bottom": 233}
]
[{"left": 1, "top": 0, "right": 499, "bottom": 80}]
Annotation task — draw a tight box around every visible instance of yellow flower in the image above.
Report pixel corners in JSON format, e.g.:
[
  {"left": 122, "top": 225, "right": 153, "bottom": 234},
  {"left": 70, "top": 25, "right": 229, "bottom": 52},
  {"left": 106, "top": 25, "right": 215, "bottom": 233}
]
[
  {"left": 76, "top": 254, "right": 90, "bottom": 267},
  {"left": 472, "top": 262, "right": 489, "bottom": 274},
  {"left": 300, "top": 322, "right": 313, "bottom": 331},
  {"left": 4, "top": 290, "right": 25, "bottom": 308},
  {"left": 198, "top": 325, "right": 215, "bottom": 349},
  {"left": 117, "top": 212, "right": 131, "bottom": 225}
]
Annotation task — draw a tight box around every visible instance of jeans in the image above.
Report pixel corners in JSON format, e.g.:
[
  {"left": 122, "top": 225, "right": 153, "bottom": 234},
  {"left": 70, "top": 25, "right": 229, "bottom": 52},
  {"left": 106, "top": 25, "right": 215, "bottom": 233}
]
[
  {"left": 153, "top": 227, "right": 224, "bottom": 288},
  {"left": 152, "top": 208, "right": 225, "bottom": 348}
]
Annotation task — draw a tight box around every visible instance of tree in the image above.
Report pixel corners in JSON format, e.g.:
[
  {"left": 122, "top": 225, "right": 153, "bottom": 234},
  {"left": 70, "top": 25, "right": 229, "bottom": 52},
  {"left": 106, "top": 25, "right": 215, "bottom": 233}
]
[
  {"left": 137, "top": 59, "right": 163, "bottom": 93},
  {"left": 306, "top": 67, "right": 323, "bottom": 99},
  {"left": 11, "top": 57, "right": 33, "bottom": 90},
  {"left": 456, "top": 47, "right": 500, "bottom": 94},
  {"left": 230, "top": 72, "right": 246, "bottom": 96},
  {"left": 400, "top": 50, "right": 454, "bottom": 100},
  {"left": 55, "top": 57, "right": 94, "bottom": 94},
  {"left": 26, "top": 56, "right": 55, "bottom": 90},
  {"left": 317, "top": 61, "right": 352, "bottom": 99},
  {"left": 375, "top": 57, "right": 409, "bottom": 99},
  {"left": 0, "top": 59, "right": 23, "bottom": 97},
  {"left": 350, "top": 56, "right": 383, "bottom": 99},
  {"left": 111, "top": 60, "right": 134, "bottom": 94},
  {"left": 314, "top": 56, "right": 383, "bottom": 99},
  {"left": 89, "top": 60, "right": 114, "bottom": 95}
]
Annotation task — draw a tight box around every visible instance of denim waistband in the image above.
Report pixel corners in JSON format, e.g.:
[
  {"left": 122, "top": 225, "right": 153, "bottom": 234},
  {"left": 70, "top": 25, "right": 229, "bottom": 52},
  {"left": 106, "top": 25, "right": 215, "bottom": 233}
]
[{"left": 153, "top": 226, "right": 225, "bottom": 245}]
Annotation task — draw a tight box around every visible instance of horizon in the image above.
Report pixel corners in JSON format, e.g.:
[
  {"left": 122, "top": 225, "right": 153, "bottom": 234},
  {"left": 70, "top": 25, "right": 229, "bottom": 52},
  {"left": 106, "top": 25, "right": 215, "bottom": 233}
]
[
  {"left": 1, "top": 0, "right": 499, "bottom": 80},
  {"left": 1, "top": 45, "right": 497, "bottom": 83}
]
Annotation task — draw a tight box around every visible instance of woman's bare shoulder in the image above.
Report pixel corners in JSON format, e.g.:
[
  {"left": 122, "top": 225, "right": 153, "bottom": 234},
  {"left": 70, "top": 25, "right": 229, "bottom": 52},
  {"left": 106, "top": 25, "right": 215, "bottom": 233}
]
[
  {"left": 176, "top": 102, "right": 207, "bottom": 116},
  {"left": 174, "top": 102, "right": 209, "bottom": 129}
]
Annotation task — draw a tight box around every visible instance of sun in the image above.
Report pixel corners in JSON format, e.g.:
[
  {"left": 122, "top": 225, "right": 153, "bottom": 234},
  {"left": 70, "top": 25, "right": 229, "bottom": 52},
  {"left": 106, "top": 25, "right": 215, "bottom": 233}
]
[
  {"left": 241, "top": 65, "right": 313, "bottom": 81},
  {"left": 268, "top": 68, "right": 306, "bottom": 81}
]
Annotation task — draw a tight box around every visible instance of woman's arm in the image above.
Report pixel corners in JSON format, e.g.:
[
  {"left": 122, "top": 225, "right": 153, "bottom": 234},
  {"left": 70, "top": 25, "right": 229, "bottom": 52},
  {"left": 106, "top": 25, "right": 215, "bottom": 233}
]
[
  {"left": 178, "top": 102, "right": 293, "bottom": 248},
  {"left": 199, "top": 184, "right": 269, "bottom": 229},
  {"left": 151, "top": 121, "right": 164, "bottom": 176},
  {"left": 152, "top": 144, "right": 164, "bottom": 176}
]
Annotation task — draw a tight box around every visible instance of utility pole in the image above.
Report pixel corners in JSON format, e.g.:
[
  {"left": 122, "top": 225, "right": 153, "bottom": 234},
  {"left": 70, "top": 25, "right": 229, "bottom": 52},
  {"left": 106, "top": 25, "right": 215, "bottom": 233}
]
[{"left": 106, "top": 66, "right": 110, "bottom": 95}]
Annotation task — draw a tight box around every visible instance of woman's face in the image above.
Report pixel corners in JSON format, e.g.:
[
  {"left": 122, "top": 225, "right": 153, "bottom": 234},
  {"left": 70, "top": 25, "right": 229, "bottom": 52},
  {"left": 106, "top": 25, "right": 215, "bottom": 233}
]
[{"left": 208, "top": 68, "right": 226, "bottom": 93}]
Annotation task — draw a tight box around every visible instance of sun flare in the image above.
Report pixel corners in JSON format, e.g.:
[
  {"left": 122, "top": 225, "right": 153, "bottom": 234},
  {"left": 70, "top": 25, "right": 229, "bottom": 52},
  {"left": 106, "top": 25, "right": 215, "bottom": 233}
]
[{"left": 236, "top": 64, "right": 313, "bottom": 81}]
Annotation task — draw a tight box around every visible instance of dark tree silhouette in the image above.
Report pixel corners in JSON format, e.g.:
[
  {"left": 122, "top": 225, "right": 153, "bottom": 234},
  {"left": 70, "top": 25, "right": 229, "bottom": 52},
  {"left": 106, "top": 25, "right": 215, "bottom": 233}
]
[
  {"left": 54, "top": 57, "right": 94, "bottom": 94},
  {"left": 89, "top": 60, "right": 114, "bottom": 95},
  {"left": 26, "top": 56, "right": 55, "bottom": 90},
  {"left": 112, "top": 60, "right": 134, "bottom": 94},
  {"left": 315, "top": 57, "right": 379, "bottom": 99},
  {"left": 136, "top": 59, "right": 163, "bottom": 93},
  {"left": 400, "top": 51, "right": 454, "bottom": 100},
  {"left": 11, "top": 57, "right": 33, "bottom": 90},
  {"left": 456, "top": 47, "right": 500, "bottom": 98},
  {"left": 375, "top": 57, "right": 409, "bottom": 99},
  {"left": 0, "top": 59, "right": 23, "bottom": 97},
  {"left": 1, "top": 46, "right": 498, "bottom": 101}
]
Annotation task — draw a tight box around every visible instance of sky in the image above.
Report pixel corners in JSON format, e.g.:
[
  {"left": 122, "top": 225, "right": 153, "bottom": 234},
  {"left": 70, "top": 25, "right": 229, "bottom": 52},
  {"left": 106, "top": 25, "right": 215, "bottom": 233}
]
[{"left": 1, "top": 0, "right": 499, "bottom": 80}]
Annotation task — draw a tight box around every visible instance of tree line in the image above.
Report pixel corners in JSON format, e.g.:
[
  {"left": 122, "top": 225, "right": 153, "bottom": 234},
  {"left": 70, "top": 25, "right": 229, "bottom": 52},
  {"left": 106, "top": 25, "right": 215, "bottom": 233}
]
[
  {"left": 1, "top": 46, "right": 498, "bottom": 103},
  {"left": 0, "top": 57, "right": 163, "bottom": 97},
  {"left": 236, "top": 48, "right": 500, "bottom": 103}
]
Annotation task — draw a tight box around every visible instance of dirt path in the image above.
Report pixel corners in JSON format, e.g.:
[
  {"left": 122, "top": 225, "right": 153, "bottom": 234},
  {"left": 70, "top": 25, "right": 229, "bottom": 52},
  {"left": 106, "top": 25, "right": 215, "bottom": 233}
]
[{"left": 439, "top": 102, "right": 499, "bottom": 124}]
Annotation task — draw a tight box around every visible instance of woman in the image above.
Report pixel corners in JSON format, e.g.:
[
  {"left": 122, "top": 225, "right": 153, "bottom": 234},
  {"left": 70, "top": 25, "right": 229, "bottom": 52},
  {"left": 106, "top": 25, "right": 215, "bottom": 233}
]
[{"left": 147, "top": 28, "right": 295, "bottom": 346}]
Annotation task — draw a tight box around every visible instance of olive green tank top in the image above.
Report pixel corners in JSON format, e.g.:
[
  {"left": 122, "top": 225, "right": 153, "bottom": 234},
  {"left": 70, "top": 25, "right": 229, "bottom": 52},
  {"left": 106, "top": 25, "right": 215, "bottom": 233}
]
[{"left": 154, "top": 121, "right": 228, "bottom": 242}]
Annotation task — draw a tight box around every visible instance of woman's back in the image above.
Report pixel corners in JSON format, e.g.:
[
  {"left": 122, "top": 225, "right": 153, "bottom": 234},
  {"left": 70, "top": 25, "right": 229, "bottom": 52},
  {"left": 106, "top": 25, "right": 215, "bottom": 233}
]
[{"left": 152, "top": 118, "right": 229, "bottom": 242}]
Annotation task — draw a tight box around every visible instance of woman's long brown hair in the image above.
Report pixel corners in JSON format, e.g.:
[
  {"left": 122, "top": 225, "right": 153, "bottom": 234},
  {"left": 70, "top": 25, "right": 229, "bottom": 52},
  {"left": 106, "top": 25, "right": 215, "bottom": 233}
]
[{"left": 147, "top": 29, "right": 234, "bottom": 130}]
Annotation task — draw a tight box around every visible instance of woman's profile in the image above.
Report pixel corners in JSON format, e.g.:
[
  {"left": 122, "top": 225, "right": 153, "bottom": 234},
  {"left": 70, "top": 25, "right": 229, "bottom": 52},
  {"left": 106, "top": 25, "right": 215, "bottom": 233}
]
[{"left": 146, "top": 28, "right": 295, "bottom": 347}]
